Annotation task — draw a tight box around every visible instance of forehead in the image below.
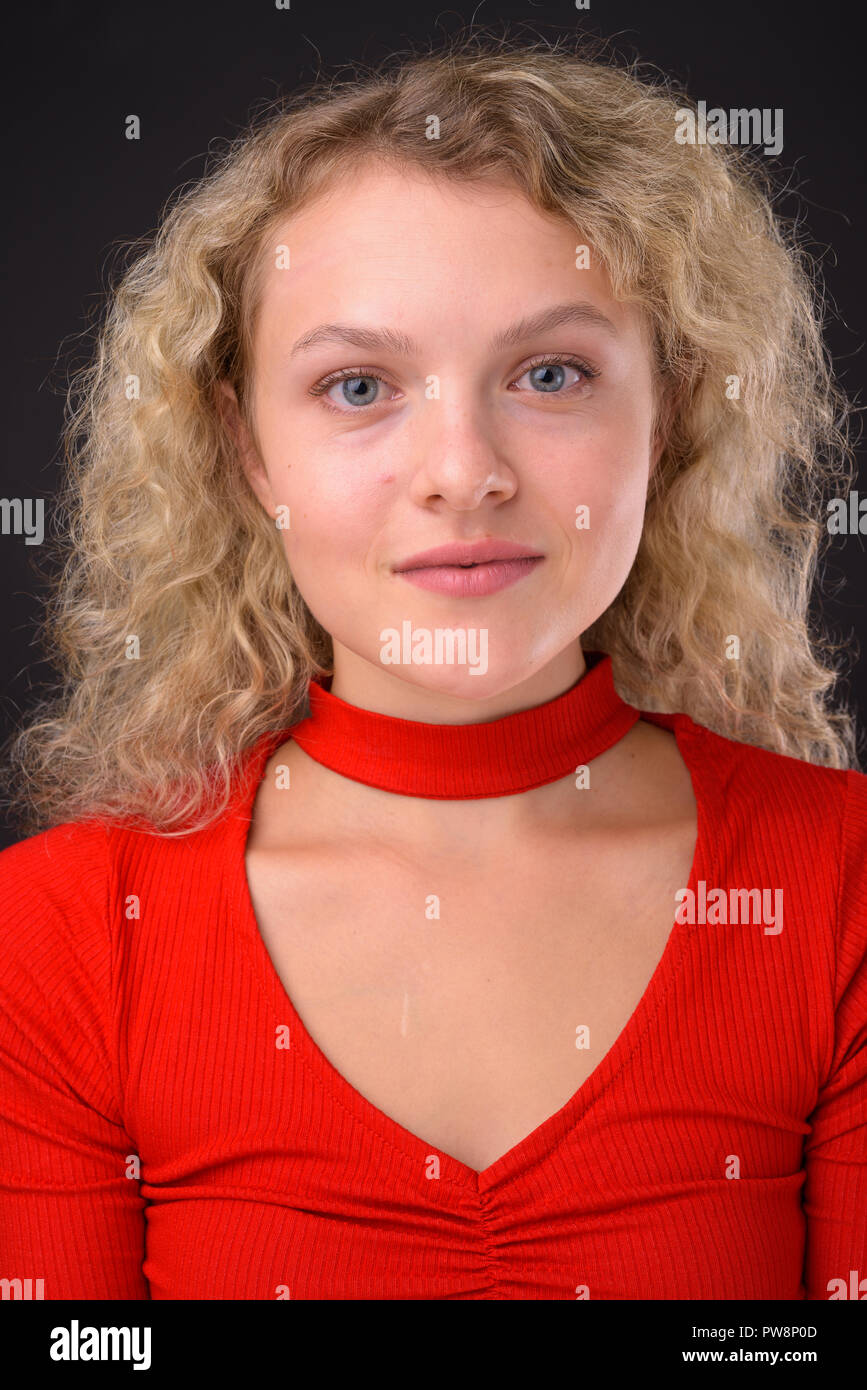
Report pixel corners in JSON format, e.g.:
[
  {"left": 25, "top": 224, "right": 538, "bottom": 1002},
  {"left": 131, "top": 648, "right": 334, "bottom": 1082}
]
[{"left": 250, "top": 161, "right": 646, "bottom": 352}]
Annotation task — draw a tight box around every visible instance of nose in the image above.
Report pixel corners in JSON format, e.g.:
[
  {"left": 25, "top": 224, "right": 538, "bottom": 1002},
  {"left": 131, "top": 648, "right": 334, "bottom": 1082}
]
[{"left": 406, "top": 396, "right": 519, "bottom": 510}]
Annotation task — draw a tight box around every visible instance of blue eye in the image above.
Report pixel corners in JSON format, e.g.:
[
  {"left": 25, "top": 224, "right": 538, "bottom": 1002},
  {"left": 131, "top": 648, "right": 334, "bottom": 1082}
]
[
  {"left": 511, "top": 355, "right": 600, "bottom": 394},
  {"left": 309, "top": 370, "right": 391, "bottom": 411},
  {"left": 308, "top": 354, "right": 599, "bottom": 414},
  {"left": 335, "top": 376, "right": 380, "bottom": 406},
  {"left": 529, "top": 364, "right": 567, "bottom": 392}
]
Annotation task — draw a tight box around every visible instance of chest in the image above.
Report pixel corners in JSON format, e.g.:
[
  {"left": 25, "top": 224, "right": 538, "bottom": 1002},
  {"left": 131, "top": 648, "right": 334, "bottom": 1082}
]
[{"left": 244, "top": 817, "right": 697, "bottom": 1173}]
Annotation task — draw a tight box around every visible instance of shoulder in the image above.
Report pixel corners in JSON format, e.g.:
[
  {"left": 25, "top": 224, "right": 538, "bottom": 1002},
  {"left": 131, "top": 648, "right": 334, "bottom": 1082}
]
[
  {"left": 0, "top": 790, "right": 247, "bottom": 1061},
  {"left": 0, "top": 817, "right": 121, "bottom": 1005},
  {"left": 651, "top": 710, "right": 867, "bottom": 979},
  {"left": 0, "top": 803, "right": 216, "bottom": 985},
  {"left": 0, "top": 819, "right": 120, "bottom": 1105},
  {"left": 0, "top": 724, "right": 280, "bottom": 913},
  {"left": 644, "top": 706, "right": 856, "bottom": 830},
  {"left": 0, "top": 816, "right": 113, "bottom": 928}
]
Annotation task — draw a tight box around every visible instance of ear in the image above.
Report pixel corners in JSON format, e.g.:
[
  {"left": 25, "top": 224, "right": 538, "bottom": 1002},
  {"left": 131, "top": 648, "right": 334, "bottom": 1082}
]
[{"left": 217, "top": 379, "right": 276, "bottom": 518}]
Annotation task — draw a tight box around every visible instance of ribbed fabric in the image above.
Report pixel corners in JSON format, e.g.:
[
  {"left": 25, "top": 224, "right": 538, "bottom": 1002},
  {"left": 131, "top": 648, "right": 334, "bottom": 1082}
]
[
  {"left": 0, "top": 661, "right": 865, "bottom": 1300},
  {"left": 292, "top": 649, "right": 640, "bottom": 798}
]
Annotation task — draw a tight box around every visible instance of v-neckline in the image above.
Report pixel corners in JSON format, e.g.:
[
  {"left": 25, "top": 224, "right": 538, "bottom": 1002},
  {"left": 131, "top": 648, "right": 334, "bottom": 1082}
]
[{"left": 229, "top": 710, "right": 718, "bottom": 1192}]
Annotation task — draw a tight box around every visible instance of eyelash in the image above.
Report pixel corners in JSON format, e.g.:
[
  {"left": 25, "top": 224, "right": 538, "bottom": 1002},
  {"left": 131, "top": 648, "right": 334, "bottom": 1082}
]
[{"left": 307, "top": 353, "right": 600, "bottom": 413}]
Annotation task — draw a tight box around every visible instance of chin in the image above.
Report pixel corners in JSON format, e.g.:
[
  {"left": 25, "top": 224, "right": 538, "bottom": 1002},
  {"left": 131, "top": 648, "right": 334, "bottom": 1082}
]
[{"left": 380, "top": 662, "right": 500, "bottom": 698}]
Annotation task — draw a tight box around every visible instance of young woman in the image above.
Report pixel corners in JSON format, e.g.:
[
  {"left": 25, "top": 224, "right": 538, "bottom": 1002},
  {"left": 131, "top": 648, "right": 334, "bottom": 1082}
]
[{"left": 0, "top": 36, "right": 864, "bottom": 1302}]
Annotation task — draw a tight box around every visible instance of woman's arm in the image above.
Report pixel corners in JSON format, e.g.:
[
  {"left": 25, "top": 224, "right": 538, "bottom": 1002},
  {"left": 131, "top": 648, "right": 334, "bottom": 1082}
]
[
  {"left": 803, "top": 767, "right": 867, "bottom": 1300},
  {"left": 0, "top": 822, "right": 148, "bottom": 1300}
]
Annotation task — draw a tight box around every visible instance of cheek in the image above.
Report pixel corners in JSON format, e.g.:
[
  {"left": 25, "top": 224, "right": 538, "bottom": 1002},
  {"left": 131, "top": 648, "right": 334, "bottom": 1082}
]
[
  {"left": 544, "top": 416, "right": 650, "bottom": 535},
  {"left": 262, "top": 428, "right": 389, "bottom": 542},
  {"left": 279, "top": 471, "right": 389, "bottom": 571},
  {"left": 581, "top": 452, "right": 650, "bottom": 591}
]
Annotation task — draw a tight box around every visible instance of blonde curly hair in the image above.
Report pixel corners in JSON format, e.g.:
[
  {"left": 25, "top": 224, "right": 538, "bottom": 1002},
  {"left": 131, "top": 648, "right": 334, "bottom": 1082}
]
[{"left": 1, "top": 27, "right": 861, "bottom": 839}]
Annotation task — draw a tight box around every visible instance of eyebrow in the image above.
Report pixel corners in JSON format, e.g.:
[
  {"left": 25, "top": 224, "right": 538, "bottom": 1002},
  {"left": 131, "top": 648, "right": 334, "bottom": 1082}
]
[{"left": 289, "top": 300, "right": 620, "bottom": 358}]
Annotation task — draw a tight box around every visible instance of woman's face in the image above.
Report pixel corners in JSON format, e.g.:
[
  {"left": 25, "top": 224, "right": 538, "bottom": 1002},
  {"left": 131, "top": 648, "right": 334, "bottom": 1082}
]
[{"left": 224, "top": 161, "right": 664, "bottom": 705}]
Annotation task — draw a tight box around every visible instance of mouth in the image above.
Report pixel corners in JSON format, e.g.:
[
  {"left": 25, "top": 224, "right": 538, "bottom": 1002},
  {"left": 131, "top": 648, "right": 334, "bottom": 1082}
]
[
  {"left": 394, "top": 554, "right": 544, "bottom": 597},
  {"left": 393, "top": 540, "right": 545, "bottom": 573}
]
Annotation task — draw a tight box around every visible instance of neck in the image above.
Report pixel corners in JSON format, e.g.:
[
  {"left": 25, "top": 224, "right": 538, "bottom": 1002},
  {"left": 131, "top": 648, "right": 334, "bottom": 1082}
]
[
  {"left": 273, "top": 644, "right": 636, "bottom": 857},
  {"left": 326, "top": 640, "right": 588, "bottom": 724},
  {"left": 278, "top": 735, "right": 601, "bottom": 858}
]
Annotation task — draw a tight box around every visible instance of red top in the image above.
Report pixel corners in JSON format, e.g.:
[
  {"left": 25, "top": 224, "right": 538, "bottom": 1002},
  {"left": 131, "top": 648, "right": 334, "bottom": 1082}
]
[{"left": 1, "top": 653, "right": 866, "bottom": 1300}]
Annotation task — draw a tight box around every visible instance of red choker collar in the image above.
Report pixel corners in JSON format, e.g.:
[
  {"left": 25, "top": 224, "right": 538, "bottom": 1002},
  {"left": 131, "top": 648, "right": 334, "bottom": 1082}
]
[{"left": 283, "top": 651, "right": 640, "bottom": 800}]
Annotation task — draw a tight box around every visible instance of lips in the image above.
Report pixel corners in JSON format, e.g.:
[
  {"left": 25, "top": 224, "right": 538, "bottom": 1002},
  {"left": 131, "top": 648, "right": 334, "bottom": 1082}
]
[
  {"left": 393, "top": 539, "right": 544, "bottom": 573},
  {"left": 394, "top": 551, "right": 544, "bottom": 598}
]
